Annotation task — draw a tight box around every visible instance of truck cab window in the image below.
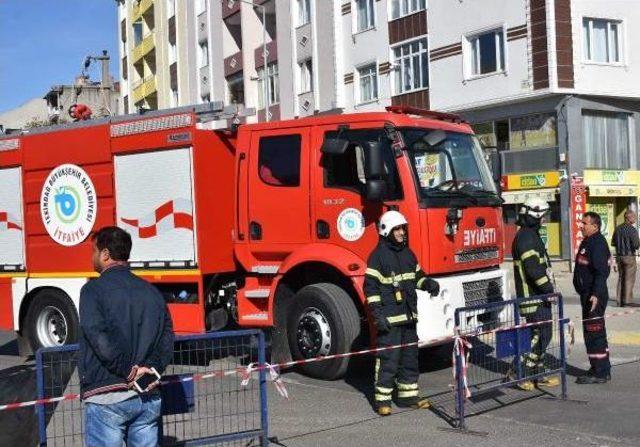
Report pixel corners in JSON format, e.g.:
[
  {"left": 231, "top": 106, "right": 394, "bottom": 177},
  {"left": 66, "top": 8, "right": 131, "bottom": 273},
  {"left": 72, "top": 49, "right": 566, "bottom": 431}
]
[
  {"left": 258, "top": 134, "right": 301, "bottom": 186},
  {"left": 322, "top": 129, "right": 402, "bottom": 200}
]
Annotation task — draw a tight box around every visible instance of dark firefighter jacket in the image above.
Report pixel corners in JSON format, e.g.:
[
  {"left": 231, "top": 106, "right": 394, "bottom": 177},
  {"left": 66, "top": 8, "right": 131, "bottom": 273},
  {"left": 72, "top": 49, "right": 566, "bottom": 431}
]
[
  {"left": 512, "top": 218, "right": 554, "bottom": 312},
  {"left": 364, "top": 238, "right": 430, "bottom": 327},
  {"left": 573, "top": 232, "right": 611, "bottom": 300}
]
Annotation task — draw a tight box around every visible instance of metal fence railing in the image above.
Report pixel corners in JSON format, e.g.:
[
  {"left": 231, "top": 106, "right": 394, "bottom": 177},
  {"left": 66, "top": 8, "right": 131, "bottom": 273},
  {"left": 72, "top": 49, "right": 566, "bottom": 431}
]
[
  {"left": 453, "top": 293, "right": 568, "bottom": 429},
  {"left": 36, "top": 329, "right": 268, "bottom": 446}
]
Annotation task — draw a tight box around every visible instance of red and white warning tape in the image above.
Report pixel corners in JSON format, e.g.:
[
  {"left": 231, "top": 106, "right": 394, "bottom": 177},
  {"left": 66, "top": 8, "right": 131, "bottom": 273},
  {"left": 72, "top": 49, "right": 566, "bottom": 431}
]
[{"left": 0, "top": 306, "right": 637, "bottom": 412}]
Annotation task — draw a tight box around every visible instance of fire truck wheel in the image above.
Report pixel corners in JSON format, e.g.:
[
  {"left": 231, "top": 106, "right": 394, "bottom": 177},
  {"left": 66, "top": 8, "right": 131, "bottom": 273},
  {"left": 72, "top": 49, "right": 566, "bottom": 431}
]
[
  {"left": 287, "top": 283, "right": 360, "bottom": 380},
  {"left": 25, "top": 290, "right": 79, "bottom": 351}
]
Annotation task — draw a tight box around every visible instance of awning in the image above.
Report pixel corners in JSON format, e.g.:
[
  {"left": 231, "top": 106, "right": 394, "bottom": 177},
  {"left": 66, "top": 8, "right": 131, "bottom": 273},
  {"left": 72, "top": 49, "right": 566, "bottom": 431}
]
[
  {"left": 588, "top": 185, "right": 640, "bottom": 197},
  {"left": 500, "top": 188, "right": 558, "bottom": 205}
]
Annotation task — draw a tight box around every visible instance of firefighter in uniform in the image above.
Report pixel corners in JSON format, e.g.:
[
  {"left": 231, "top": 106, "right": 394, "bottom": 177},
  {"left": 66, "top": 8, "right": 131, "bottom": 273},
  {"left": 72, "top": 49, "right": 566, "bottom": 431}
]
[
  {"left": 364, "top": 211, "right": 440, "bottom": 416},
  {"left": 573, "top": 211, "right": 612, "bottom": 384},
  {"left": 511, "top": 197, "right": 559, "bottom": 390}
]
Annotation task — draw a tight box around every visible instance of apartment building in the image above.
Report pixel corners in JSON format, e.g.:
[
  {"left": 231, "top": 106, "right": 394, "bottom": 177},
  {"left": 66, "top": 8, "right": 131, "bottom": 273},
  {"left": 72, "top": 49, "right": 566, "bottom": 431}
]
[
  {"left": 428, "top": 0, "right": 640, "bottom": 259},
  {"left": 117, "top": 0, "right": 640, "bottom": 260},
  {"left": 117, "top": 0, "right": 431, "bottom": 119}
]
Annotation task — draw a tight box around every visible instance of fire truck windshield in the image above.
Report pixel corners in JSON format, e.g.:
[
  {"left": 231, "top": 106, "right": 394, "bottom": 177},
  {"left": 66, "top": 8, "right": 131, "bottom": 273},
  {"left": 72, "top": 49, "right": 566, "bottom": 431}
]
[{"left": 403, "top": 128, "right": 498, "bottom": 199}]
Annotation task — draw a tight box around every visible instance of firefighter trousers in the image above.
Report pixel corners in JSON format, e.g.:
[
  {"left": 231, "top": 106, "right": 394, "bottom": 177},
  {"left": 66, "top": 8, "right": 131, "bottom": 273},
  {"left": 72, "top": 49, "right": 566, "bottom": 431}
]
[
  {"left": 374, "top": 323, "right": 420, "bottom": 407},
  {"left": 521, "top": 304, "right": 553, "bottom": 376},
  {"left": 581, "top": 295, "right": 611, "bottom": 378}
]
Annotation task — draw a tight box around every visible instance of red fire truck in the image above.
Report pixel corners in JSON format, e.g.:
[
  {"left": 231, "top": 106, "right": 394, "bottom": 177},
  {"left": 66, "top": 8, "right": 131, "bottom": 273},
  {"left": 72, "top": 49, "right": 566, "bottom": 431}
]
[{"left": 0, "top": 102, "right": 506, "bottom": 379}]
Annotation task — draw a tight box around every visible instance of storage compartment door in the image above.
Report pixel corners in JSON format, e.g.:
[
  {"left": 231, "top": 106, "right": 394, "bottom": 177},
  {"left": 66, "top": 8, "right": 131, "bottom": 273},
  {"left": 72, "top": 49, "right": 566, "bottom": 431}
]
[
  {"left": 0, "top": 167, "right": 25, "bottom": 270},
  {"left": 115, "top": 148, "right": 197, "bottom": 265}
]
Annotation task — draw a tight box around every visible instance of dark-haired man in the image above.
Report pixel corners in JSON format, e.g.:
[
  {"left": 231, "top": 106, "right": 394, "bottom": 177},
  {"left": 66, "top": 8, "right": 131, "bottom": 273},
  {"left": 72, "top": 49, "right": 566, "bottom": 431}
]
[
  {"left": 573, "top": 212, "right": 612, "bottom": 384},
  {"left": 79, "top": 226, "right": 174, "bottom": 446}
]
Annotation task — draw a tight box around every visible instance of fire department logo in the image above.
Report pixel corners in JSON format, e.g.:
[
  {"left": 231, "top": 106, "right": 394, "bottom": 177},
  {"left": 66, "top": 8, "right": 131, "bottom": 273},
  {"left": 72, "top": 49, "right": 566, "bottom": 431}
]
[
  {"left": 40, "top": 164, "right": 97, "bottom": 246},
  {"left": 337, "top": 208, "right": 365, "bottom": 241}
]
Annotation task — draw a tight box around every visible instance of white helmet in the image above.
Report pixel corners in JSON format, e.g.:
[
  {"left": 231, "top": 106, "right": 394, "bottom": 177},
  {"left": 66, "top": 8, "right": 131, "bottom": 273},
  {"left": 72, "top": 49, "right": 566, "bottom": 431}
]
[
  {"left": 378, "top": 210, "right": 408, "bottom": 237},
  {"left": 519, "top": 197, "right": 550, "bottom": 219}
]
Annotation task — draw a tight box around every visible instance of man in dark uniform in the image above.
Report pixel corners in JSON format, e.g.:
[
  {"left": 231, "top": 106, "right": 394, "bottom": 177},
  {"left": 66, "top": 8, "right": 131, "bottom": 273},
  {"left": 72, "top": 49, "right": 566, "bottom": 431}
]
[
  {"left": 612, "top": 210, "right": 639, "bottom": 307},
  {"left": 364, "top": 210, "right": 440, "bottom": 416},
  {"left": 573, "top": 211, "right": 612, "bottom": 384},
  {"left": 511, "top": 197, "right": 559, "bottom": 390}
]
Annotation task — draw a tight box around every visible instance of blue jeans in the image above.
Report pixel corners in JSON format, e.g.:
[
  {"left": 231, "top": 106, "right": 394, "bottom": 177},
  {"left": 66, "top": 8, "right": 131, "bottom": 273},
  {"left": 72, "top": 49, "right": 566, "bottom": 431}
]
[{"left": 85, "top": 394, "right": 161, "bottom": 447}]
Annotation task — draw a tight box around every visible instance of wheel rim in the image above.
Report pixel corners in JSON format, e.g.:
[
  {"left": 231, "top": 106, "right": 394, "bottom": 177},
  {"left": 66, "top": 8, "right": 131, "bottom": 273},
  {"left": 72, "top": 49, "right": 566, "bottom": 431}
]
[
  {"left": 35, "top": 306, "right": 68, "bottom": 347},
  {"left": 296, "top": 307, "right": 331, "bottom": 358}
]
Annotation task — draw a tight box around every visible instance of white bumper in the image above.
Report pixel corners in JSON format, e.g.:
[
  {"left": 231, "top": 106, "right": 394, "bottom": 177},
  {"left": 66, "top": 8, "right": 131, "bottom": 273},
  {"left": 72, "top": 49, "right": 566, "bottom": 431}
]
[{"left": 416, "top": 268, "right": 509, "bottom": 344}]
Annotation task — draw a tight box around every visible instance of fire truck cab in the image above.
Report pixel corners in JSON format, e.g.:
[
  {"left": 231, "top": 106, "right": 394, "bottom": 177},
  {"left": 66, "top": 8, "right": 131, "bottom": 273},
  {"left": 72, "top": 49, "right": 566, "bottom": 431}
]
[{"left": 0, "top": 102, "right": 507, "bottom": 379}]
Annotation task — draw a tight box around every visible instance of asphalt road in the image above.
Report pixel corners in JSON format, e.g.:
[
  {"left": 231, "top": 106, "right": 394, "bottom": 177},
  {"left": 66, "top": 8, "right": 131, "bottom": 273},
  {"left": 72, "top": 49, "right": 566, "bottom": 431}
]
[{"left": 0, "top": 264, "right": 638, "bottom": 446}]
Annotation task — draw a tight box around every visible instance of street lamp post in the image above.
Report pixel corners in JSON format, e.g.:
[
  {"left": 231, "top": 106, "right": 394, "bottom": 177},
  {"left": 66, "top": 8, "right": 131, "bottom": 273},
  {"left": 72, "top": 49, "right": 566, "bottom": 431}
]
[{"left": 226, "top": 0, "right": 269, "bottom": 122}]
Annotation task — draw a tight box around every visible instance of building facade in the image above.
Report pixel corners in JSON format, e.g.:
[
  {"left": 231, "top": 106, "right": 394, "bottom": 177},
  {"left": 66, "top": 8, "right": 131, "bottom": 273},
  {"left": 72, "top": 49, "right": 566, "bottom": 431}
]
[
  {"left": 428, "top": 0, "right": 640, "bottom": 259},
  {"left": 117, "top": 0, "right": 432, "bottom": 119},
  {"left": 117, "top": 0, "right": 640, "bottom": 260}
]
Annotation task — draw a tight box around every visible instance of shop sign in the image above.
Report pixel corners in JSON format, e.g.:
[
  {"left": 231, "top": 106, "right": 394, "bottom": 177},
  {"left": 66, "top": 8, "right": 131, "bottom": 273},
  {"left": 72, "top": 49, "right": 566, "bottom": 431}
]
[
  {"left": 584, "top": 170, "right": 640, "bottom": 197},
  {"left": 586, "top": 202, "right": 615, "bottom": 244},
  {"left": 503, "top": 171, "right": 560, "bottom": 191},
  {"left": 539, "top": 224, "right": 549, "bottom": 248},
  {"left": 570, "top": 177, "right": 586, "bottom": 259}
]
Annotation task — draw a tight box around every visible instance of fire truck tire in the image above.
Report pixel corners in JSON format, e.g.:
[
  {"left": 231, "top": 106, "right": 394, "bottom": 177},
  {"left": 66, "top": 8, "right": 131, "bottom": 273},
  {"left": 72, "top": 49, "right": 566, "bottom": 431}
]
[
  {"left": 25, "top": 290, "right": 79, "bottom": 351},
  {"left": 287, "top": 283, "right": 360, "bottom": 380}
]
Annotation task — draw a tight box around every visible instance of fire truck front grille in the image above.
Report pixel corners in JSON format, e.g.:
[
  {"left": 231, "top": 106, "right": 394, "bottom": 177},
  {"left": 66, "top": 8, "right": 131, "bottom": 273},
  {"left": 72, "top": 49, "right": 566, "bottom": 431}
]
[
  {"left": 455, "top": 246, "right": 499, "bottom": 263},
  {"left": 462, "top": 278, "right": 503, "bottom": 307}
]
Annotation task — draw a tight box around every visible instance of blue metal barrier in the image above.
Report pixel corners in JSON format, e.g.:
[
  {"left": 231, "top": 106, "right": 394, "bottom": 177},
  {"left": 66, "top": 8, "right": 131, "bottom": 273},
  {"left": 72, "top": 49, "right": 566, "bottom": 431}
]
[
  {"left": 36, "top": 329, "right": 269, "bottom": 446},
  {"left": 454, "top": 293, "right": 568, "bottom": 429}
]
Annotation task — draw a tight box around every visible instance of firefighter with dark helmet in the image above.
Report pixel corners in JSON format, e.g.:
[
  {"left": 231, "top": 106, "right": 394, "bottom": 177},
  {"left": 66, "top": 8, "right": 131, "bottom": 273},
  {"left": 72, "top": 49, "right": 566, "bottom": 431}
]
[
  {"left": 511, "top": 197, "right": 559, "bottom": 390},
  {"left": 364, "top": 210, "right": 440, "bottom": 416}
]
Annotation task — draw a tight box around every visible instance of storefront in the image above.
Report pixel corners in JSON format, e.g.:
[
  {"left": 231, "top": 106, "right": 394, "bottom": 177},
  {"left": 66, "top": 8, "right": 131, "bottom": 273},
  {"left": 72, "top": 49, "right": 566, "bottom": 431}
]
[
  {"left": 501, "top": 171, "right": 562, "bottom": 257},
  {"left": 583, "top": 169, "right": 640, "bottom": 246}
]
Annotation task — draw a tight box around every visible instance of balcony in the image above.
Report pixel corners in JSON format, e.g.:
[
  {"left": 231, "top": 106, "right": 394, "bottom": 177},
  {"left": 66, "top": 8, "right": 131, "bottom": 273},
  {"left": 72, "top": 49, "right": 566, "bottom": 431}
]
[
  {"left": 132, "top": 75, "right": 157, "bottom": 103},
  {"left": 132, "top": 33, "right": 155, "bottom": 63},
  {"left": 131, "top": 0, "right": 154, "bottom": 22}
]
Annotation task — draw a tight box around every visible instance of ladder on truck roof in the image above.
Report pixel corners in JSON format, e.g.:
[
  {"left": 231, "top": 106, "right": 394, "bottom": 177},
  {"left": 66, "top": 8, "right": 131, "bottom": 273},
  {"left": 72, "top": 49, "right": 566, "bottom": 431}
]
[{"left": 0, "top": 101, "right": 255, "bottom": 138}]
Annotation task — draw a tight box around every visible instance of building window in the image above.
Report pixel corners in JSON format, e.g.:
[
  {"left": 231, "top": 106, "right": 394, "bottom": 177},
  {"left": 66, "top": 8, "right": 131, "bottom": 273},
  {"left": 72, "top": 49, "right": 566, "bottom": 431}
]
[
  {"left": 357, "top": 63, "right": 378, "bottom": 103},
  {"left": 390, "top": 0, "right": 426, "bottom": 20},
  {"left": 133, "top": 20, "right": 144, "bottom": 46},
  {"left": 583, "top": 18, "right": 621, "bottom": 64},
  {"left": 356, "top": 0, "right": 375, "bottom": 32},
  {"left": 299, "top": 59, "right": 313, "bottom": 94},
  {"left": 297, "top": 0, "right": 311, "bottom": 26},
  {"left": 227, "top": 72, "right": 245, "bottom": 104},
  {"left": 466, "top": 28, "right": 505, "bottom": 77},
  {"left": 259, "top": 135, "right": 302, "bottom": 187},
  {"left": 583, "top": 110, "right": 630, "bottom": 169},
  {"left": 258, "top": 63, "right": 279, "bottom": 109},
  {"left": 392, "top": 37, "right": 428, "bottom": 95},
  {"left": 509, "top": 113, "right": 557, "bottom": 150},
  {"left": 199, "top": 42, "right": 209, "bottom": 67}
]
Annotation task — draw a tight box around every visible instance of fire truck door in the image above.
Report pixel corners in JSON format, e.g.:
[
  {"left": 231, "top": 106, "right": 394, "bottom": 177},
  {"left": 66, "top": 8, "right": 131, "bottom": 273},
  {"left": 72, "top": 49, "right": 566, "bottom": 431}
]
[
  {"left": 312, "top": 125, "right": 403, "bottom": 260},
  {"left": 247, "top": 129, "right": 311, "bottom": 255}
]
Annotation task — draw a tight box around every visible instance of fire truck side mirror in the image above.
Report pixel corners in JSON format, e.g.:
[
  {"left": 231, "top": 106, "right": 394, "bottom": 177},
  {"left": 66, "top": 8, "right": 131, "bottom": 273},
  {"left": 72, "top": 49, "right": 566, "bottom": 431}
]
[
  {"left": 321, "top": 137, "right": 350, "bottom": 155},
  {"left": 363, "top": 141, "right": 387, "bottom": 201},
  {"left": 365, "top": 179, "right": 387, "bottom": 201},
  {"left": 363, "top": 141, "right": 384, "bottom": 180}
]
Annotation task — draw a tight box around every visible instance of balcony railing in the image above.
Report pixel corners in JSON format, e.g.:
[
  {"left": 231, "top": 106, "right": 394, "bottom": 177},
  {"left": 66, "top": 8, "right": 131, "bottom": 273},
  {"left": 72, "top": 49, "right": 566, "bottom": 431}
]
[
  {"left": 132, "top": 75, "right": 157, "bottom": 103},
  {"left": 132, "top": 33, "right": 155, "bottom": 63},
  {"left": 131, "top": 0, "right": 154, "bottom": 22}
]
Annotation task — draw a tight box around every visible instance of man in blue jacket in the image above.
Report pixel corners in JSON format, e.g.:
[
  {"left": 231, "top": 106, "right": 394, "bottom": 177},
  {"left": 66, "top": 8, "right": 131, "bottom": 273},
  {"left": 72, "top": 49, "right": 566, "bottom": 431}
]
[{"left": 79, "top": 226, "right": 174, "bottom": 446}]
